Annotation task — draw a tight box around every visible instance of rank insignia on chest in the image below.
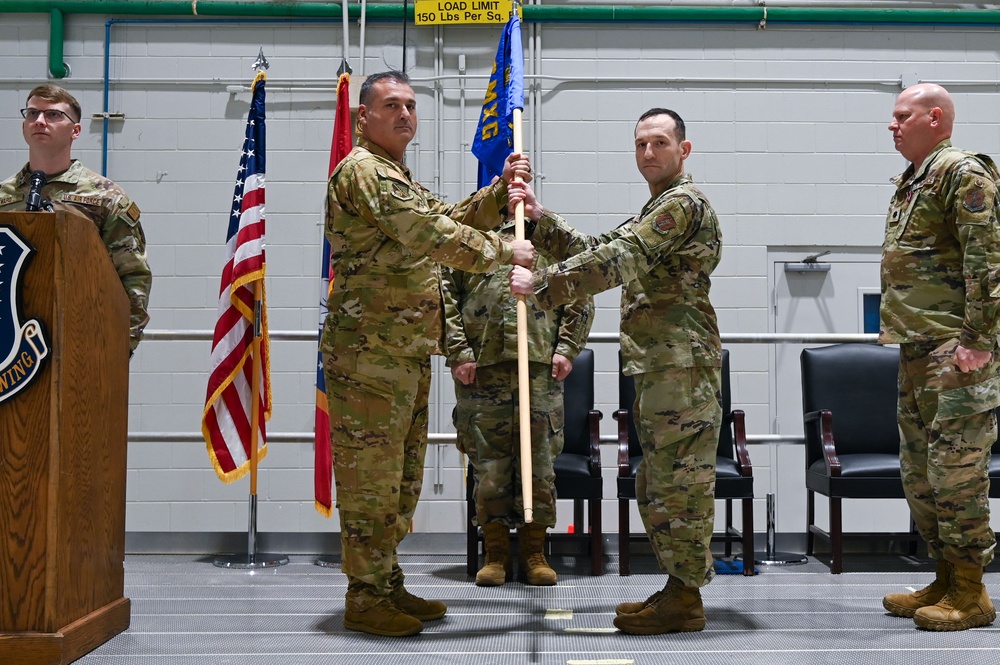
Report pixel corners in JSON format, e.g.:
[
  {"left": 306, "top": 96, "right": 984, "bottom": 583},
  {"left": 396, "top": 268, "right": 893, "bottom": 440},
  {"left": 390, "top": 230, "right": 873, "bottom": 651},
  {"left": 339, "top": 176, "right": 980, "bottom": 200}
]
[
  {"left": 964, "top": 188, "right": 987, "bottom": 213},
  {"left": 653, "top": 212, "right": 677, "bottom": 234}
]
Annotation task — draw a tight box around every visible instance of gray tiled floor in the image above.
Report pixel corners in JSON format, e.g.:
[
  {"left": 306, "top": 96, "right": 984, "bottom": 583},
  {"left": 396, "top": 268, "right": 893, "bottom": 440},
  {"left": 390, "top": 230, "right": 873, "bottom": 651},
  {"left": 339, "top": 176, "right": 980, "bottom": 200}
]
[{"left": 77, "top": 550, "right": 1000, "bottom": 665}]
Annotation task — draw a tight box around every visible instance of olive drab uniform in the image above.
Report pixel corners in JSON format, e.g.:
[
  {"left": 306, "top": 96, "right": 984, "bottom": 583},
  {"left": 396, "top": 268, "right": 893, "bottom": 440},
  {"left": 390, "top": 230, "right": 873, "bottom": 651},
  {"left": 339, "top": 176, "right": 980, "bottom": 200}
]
[
  {"left": 529, "top": 173, "right": 723, "bottom": 588},
  {"left": 0, "top": 161, "right": 151, "bottom": 352},
  {"left": 322, "top": 137, "right": 517, "bottom": 601},
  {"left": 442, "top": 218, "right": 594, "bottom": 530},
  {"left": 880, "top": 139, "right": 1000, "bottom": 568}
]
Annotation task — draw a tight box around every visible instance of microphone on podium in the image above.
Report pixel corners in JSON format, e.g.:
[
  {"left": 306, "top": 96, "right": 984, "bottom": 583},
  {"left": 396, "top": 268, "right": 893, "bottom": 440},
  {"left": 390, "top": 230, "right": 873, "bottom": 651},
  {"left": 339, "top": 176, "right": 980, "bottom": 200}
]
[{"left": 25, "top": 170, "right": 47, "bottom": 212}]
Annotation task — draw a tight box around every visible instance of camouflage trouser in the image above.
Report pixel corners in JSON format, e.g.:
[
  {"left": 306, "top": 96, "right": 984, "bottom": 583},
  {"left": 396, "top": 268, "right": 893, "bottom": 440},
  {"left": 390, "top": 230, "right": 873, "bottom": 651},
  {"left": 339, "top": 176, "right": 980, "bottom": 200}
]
[
  {"left": 633, "top": 365, "right": 721, "bottom": 588},
  {"left": 898, "top": 339, "right": 999, "bottom": 567},
  {"left": 324, "top": 350, "right": 431, "bottom": 597},
  {"left": 454, "top": 361, "right": 564, "bottom": 529}
]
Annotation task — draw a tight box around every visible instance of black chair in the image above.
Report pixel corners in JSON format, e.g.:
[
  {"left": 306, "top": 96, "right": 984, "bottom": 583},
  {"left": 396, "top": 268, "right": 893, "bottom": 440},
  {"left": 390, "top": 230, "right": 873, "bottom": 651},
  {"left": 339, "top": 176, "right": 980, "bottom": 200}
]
[
  {"left": 801, "top": 343, "right": 915, "bottom": 574},
  {"left": 466, "top": 348, "right": 604, "bottom": 576},
  {"left": 615, "top": 349, "right": 755, "bottom": 576}
]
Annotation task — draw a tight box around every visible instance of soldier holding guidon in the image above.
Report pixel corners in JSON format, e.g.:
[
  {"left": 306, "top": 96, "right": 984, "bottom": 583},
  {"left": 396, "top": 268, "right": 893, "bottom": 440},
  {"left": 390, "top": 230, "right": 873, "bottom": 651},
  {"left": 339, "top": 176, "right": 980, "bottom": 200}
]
[
  {"left": 510, "top": 107, "right": 723, "bottom": 635},
  {"left": 322, "top": 70, "right": 535, "bottom": 637},
  {"left": 443, "top": 215, "right": 593, "bottom": 587}
]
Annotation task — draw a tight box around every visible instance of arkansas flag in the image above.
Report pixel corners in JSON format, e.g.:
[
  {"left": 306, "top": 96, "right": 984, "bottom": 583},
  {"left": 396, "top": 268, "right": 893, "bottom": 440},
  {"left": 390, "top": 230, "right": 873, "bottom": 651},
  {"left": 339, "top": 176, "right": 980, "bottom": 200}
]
[{"left": 315, "top": 71, "right": 353, "bottom": 516}]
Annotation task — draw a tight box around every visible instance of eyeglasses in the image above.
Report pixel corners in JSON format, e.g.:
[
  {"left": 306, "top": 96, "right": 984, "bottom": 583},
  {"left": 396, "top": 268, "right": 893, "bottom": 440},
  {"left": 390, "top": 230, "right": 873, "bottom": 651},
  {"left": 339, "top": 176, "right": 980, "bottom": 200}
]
[{"left": 20, "top": 108, "right": 77, "bottom": 123}]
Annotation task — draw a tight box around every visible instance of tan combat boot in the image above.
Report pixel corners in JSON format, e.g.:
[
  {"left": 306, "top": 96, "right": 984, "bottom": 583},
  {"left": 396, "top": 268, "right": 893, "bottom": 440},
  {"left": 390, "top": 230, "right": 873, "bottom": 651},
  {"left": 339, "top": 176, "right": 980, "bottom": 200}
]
[
  {"left": 518, "top": 523, "right": 557, "bottom": 586},
  {"left": 883, "top": 559, "right": 952, "bottom": 618},
  {"left": 615, "top": 588, "right": 668, "bottom": 616},
  {"left": 613, "top": 576, "right": 706, "bottom": 635},
  {"left": 913, "top": 564, "right": 996, "bottom": 631},
  {"left": 390, "top": 585, "right": 447, "bottom": 621},
  {"left": 344, "top": 589, "right": 422, "bottom": 637},
  {"left": 476, "top": 522, "right": 513, "bottom": 587}
]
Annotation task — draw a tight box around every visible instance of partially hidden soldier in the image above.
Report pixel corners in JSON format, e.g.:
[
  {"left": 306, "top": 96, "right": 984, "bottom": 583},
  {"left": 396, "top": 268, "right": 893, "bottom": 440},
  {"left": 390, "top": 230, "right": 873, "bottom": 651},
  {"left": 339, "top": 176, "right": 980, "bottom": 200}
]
[
  {"left": 0, "top": 84, "right": 151, "bottom": 354},
  {"left": 321, "top": 70, "right": 535, "bottom": 637},
  {"left": 880, "top": 83, "right": 999, "bottom": 631},
  {"left": 510, "top": 108, "right": 722, "bottom": 634},
  {"left": 443, "top": 215, "right": 593, "bottom": 587}
]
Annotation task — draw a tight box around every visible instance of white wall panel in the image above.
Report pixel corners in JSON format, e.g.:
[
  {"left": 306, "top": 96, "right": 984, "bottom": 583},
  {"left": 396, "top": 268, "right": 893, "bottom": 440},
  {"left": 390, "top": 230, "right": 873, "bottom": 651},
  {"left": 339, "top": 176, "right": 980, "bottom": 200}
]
[{"left": 4, "top": 10, "right": 1000, "bottom": 541}]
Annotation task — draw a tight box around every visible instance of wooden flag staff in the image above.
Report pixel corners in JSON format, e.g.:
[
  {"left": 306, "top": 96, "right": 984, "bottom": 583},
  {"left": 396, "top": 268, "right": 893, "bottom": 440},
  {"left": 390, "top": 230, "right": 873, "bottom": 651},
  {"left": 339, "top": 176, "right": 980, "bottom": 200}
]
[{"left": 512, "top": 105, "right": 533, "bottom": 524}]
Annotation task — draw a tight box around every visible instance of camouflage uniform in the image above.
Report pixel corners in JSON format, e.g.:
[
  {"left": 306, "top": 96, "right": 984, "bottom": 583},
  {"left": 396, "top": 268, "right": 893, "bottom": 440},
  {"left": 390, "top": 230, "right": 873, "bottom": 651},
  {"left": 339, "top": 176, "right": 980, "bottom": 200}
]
[
  {"left": 0, "top": 161, "right": 151, "bottom": 351},
  {"left": 322, "top": 137, "right": 517, "bottom": 599},
  {"left": 443, "top": 219, "right": 594, "bottom": 530},
  {"left": 880, "top": 139, "right": 1000, "bottom": 568},
  {"left": 528, "top": 173, "right": 723, "bottom": 587}
]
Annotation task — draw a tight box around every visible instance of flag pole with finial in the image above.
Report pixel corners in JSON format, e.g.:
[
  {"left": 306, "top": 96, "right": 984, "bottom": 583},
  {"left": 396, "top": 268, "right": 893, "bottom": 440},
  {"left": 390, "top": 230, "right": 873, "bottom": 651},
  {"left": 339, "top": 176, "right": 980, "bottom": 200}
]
[
  {"left": 508, "top": 0, "right": 533, "bottom": 524},
  {"left": 213, "top": 47, "right": 287, "bottom": 571}
]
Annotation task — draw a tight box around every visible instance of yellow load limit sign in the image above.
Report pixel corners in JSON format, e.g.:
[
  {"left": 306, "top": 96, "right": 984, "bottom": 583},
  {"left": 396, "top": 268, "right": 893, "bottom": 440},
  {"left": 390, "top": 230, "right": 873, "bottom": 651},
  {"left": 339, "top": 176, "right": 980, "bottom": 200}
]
[{"left": 414, "top": 0, "right": 521, "bottom": 25}]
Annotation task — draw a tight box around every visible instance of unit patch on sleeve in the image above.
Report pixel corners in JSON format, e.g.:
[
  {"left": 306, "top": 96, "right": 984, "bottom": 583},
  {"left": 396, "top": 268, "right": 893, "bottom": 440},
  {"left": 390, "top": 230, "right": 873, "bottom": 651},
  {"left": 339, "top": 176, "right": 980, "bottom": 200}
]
[
  {"left": 962, "top": 176, "right": 988, "bottom": 213},
  {"left": 654, "top": 212, "right": 677, "bottom": 234}
]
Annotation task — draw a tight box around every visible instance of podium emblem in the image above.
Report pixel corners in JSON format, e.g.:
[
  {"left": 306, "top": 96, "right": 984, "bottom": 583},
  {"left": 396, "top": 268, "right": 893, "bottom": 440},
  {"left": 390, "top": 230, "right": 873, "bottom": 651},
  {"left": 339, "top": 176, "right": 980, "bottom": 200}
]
[{"left": 0, "top": 225, "right": 49, "bottom": 404}]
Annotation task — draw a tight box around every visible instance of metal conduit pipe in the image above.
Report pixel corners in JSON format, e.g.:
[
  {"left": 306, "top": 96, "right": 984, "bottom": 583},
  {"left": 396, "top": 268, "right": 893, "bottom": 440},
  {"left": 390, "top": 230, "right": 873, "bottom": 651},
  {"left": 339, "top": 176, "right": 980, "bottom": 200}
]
[
  {"left": 7, "top": 2, "right": 1000, "bottom": 79},
  {"left": 48, "top": 8, "right": 68, "bottom": 78},
  {"left": 142, "top": 329, "right": 878, "bottom": 344}
]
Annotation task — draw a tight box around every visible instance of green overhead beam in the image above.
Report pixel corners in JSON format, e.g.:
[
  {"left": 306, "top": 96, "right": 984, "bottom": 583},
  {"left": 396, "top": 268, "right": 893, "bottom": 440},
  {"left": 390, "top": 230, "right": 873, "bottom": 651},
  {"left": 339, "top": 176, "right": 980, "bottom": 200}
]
[
  {"left": 5, "top": 2, "right": 1000, "bottom": 79},
  {"left": 7, "top": 1, "right": 1000, "bottom": 23}
]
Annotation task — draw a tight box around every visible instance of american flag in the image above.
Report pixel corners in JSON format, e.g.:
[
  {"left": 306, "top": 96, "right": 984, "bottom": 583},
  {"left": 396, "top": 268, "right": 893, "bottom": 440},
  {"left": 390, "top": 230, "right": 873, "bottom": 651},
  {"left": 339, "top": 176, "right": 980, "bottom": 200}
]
[
  {"left": 202, "top": 71, "right": 271, "bottom": 482},
  {"left": 314, "top": 71, "right": 353, "bottom": 517}
]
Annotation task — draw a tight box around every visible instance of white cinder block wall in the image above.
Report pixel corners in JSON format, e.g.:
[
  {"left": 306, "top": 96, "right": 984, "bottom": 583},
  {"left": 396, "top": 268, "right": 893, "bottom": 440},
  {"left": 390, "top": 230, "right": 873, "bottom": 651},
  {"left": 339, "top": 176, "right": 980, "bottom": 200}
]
[{"left": 4, "top": 5, "right": 1000, "bottom": 547}]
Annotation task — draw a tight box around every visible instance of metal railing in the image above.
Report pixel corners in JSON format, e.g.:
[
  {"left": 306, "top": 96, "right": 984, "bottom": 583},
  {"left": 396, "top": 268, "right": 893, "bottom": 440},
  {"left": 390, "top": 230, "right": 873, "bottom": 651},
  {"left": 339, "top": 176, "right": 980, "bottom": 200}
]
[{"left": 131, "top": 329, "right": 879, "bottom": 445}]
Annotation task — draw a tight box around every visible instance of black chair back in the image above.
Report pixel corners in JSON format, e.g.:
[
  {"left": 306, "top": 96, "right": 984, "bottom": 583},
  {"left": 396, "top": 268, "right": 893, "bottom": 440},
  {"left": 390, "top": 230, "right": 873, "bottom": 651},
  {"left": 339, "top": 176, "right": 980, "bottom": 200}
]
[
  {"left": 800, "top": 344, "right": 900, "bottom": 468},
  {"left": 563, "top": 348, "right": 594, "bottom": 456}
]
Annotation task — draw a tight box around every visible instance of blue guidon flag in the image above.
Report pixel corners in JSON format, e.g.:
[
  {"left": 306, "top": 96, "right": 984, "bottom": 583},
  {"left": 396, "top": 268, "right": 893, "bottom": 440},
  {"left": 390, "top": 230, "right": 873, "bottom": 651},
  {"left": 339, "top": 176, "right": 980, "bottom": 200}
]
[{"left": 0, "top": 226, "right": 48, "bottom": 403}]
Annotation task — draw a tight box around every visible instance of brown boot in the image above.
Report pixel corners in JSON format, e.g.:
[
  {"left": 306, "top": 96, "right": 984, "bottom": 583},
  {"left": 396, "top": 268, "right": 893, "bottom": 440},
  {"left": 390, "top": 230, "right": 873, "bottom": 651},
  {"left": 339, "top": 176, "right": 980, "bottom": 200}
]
[
  {"left": 914, "top": 564, "right": 996, "bottom": 631},
  {"left": 615, "top": 588, "right": 668, "bottom": 616},
  {"left": 883, "top": 560, "right": 952, "bottom": 618},
  {"left": 518, "top": 523, "right": 557, "bottom": 586},
  {"left": 344, "top": 589, "right": 422, "bottom": 637},
  {"left": 476, "top": 522, "right": 512, "bottom": 587},
  {"left": 390, "top": 586, "right": 447, "bottom": 621},
  {"left": 613, "top": 577, "right": 706, "bottom": 635}
]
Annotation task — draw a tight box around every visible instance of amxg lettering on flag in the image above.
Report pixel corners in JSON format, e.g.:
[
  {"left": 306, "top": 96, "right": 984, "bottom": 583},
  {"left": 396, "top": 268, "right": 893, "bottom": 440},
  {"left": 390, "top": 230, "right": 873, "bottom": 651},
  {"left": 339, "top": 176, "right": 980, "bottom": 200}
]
[{"left": 472, "top": 10, "right": 524, "bottom": 188}]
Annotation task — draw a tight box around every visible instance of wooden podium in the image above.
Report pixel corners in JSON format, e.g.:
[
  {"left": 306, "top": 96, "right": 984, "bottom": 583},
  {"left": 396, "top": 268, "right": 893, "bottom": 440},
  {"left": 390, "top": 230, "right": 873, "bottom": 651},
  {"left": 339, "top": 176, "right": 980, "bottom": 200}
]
[{"left": 0, "top": 212, "right": 131, "bottom": 664}]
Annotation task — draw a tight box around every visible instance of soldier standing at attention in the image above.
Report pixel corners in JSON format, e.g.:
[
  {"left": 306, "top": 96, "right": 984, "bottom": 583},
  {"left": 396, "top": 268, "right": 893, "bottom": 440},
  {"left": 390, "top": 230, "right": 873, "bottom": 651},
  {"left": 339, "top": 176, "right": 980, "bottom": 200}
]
[
  {"left": 880, "top": 83, "right": 999, "bottom": 631},
  {"left": 322, "top": 70, "right": 535, "bottom": 637},
  {"left": 443, "top": 215, "right": 593, "bottom": 588},
  {"left": 0, "top": 84, "right": 151, "bottom": 354},
  {"left": 509, "top": 108, "right": 723, "bottom": 634}
]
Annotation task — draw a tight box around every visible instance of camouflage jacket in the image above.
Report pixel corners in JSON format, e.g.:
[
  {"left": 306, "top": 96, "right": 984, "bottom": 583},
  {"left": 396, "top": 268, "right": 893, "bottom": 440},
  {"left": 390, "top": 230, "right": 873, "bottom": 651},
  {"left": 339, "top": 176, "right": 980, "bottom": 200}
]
[
  {"left": 880, "top": 140, "right": 1000, "bottom": 351},
  {"left": 0, "top": 161, "right": 151, "bottom": 351},
  {"left": 442, "top": 219, "right": 594, "bottom": 368},
  {"left": 322, "top": 138, "right": 516, "bottom": 358},
  {"left": 529, "top": 173, "right": 722, "bottom": 374}
]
